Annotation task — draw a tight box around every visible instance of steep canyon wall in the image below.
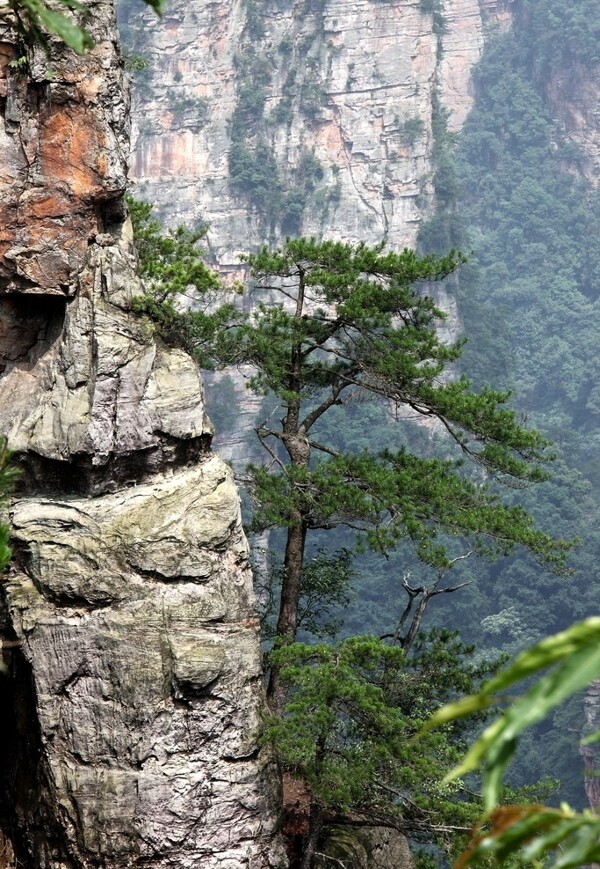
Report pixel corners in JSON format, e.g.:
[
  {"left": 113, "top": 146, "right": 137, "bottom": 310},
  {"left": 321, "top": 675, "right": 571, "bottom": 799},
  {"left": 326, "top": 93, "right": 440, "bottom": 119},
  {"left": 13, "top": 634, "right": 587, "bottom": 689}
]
[
  {"left": 123, "top": 0, "right": 513, "bottom": 461},
  {"left": 0, "top": 4, "right": 285, "bottom": 867},
  {"left": 126, "top": 0, "right": 510, "bottom": 265}
]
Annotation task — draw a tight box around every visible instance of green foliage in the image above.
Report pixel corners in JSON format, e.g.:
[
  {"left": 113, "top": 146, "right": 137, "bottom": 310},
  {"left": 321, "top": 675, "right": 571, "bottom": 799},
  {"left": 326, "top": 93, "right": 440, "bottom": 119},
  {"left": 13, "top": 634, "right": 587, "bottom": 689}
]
[
  {"left": 226, "top": 3, "right": 331, "bottom": 232},
  {"left": 400, "top": 116, "right": 425, "bottom": 145},
  {"left": 234, "top": 239, "right": 567, "bottom": 576},
  {"left": 8, "top": 54, "right": 29, "bottom": 72},
  {"left": 419, "top": 0, "right": 445, "bottom": 36},
  {"left": 264, "top": 632, "right": 489, "bottom": 849},
  {"left": 249, "top": 447, "right": 566, "bottom": 570},
  {"left": 122, "top": 51, "right": 148, "bottom": 73},
  {"left": 424, "top": 619, "right": 600, "bottom": 867},
  {"left": 522, "top": 0, "right": 600, "bottom": 69},
  {"left": 450, "top": 27, "right": 600, "bottom": 434},
  {"left": 127, "top": 196, "right": 240, "bottom": 363},
  {"left": 127, "top": 197, "right": 217, "bottom": 295},
  {"left": 11, "top": 0, "right": 164, "bottom": 53},
  {"left": 299, "top": 80, "right": 325, "bottom": 118},
  {"left": 260, "top": 548, "right": 355, "bottom": 641},
  {"left": 0, "top": 438, "right": 19, "bottom": 575},
  {"left": 133, "top": 228, "right": 571, "bottom": 657},
  {"left": 416, "top": 0, "right": 600, "bottom": 803},
  {"left": 458, "top": 805, "right": 600, "bottom": 869}
]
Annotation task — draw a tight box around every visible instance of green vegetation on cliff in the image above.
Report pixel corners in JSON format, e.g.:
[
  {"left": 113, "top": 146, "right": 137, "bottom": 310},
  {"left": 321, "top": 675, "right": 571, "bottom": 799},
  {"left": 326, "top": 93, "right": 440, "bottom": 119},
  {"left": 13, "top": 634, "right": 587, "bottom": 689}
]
[
  {"left": 416, "top": 0, "right": 600, "bottom": 806},
  {"left": 0, "top": 439, "right": 18, "bottom": 575}
]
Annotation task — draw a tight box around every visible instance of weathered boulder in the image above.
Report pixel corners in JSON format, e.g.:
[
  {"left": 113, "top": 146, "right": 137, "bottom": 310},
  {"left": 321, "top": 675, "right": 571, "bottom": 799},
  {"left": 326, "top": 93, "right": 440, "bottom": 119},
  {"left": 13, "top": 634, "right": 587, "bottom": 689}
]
[
  {"left": 5, "top": 458, "right": 284, "bottom": 868},
  {"left": 0, "top": 239, "right": 212, "bottom": 493}
]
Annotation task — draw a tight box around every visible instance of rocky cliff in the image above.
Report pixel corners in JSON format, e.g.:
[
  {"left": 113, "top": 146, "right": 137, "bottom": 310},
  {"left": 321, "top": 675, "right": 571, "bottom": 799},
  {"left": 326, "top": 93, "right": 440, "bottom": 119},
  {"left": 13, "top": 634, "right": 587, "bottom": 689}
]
[
  {"left": 582, "top": 680, "right": 600, "bottom": 811},
  {"left": 0, "top": 4, "right": 286, "bottom": 866},
  {"left": 121, "top": 0, "right": 600, "bottom": 819},
  {"left": 125, "top": 0, "right": 512, "bottom": 267}
]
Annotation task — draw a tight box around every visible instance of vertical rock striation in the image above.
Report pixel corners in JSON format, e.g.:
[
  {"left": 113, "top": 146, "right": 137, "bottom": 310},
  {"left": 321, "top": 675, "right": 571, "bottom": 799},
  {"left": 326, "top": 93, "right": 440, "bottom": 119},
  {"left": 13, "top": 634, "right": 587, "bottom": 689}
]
[
  {"left": 0, "top": 3, "right": 286, "bottom": 867},
  {"left": 125, "top": 0, "right": 499, "bottom": 263},
  {"left": 124, "top": 0, "right": 515, "bottom": 257},
  {"left": 122, "top": 0, "right": 503, "bottom": 459}
]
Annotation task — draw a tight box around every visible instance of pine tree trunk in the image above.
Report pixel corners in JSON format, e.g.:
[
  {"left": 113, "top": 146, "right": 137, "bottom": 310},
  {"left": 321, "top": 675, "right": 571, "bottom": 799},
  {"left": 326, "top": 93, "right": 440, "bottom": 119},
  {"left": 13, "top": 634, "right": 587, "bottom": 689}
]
[
  {"left": 299, "top": 802, "right": 323, "bottom": 869},
  {"left": 267, "top": 514, "right": 307, "bottom": 708}
]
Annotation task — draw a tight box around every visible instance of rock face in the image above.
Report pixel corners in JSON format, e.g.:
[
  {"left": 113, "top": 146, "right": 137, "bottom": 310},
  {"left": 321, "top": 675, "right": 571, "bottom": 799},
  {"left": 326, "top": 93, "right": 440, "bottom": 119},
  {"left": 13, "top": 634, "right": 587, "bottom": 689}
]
[
  {"left": 0, "top": 4, "right": 286, "bottom": 868},
  {"left": 125, "top": 0, "right": 511, "bottom": 266},
  {"left": 544, "top": 62, "right": 600, "bottom": 187},
  {"left": 122, "top": 0, "right": 508, "bottom": 460}
]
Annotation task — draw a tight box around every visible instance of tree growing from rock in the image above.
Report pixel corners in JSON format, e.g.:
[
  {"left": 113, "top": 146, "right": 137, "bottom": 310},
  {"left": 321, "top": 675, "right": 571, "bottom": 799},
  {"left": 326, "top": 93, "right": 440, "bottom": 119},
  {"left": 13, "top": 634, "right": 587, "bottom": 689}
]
[
  {"left": 132, "top": 228, "right": 570, "bottom": 704},
  {"left": 265, "top": 631, "right": 498, "bottom": 869}
]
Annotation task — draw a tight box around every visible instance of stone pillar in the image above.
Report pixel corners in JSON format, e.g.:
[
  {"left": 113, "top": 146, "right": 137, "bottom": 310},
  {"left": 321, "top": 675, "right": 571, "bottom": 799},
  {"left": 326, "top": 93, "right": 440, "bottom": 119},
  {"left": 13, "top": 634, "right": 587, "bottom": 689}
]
[{"left": 0, "top": 4, "right": 286, "bottom": 866}]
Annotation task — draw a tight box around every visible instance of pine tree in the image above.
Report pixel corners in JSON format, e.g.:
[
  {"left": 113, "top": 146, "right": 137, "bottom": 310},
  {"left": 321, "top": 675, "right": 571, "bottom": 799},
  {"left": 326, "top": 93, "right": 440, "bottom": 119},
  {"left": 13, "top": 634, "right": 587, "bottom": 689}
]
[{"left": 132, "top": 231, "right": 571, "bottom": 705}]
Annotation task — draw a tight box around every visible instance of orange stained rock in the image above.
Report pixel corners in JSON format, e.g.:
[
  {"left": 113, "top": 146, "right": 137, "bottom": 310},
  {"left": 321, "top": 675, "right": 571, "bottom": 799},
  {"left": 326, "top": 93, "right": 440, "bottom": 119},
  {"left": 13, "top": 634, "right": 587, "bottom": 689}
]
[
  {"left": 39, "top": 105, "right": 109, "bottom": 200},
  {"left": 315, "top": 119, "right": 345, "bottom": 163},
  {"left": 19, "top": 190, "right": 75, "bottom": 221}
]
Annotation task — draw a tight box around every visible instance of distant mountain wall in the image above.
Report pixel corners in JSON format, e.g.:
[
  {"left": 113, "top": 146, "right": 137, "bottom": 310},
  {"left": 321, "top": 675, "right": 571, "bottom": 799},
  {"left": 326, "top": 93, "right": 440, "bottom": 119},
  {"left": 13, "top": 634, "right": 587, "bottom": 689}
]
[{"left": 124, "top": 0, "right": 511, "bottom": 264}]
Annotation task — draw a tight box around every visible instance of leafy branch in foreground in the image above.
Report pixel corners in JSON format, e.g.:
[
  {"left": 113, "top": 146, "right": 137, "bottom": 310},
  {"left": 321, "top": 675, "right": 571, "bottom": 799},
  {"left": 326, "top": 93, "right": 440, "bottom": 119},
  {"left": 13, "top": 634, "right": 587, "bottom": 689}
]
[
  {"left": 422, "top": 618, "right": 600, "bottom": 867},
  {"left": 7, "top": 0, "right": 166, "bottom": 54}
]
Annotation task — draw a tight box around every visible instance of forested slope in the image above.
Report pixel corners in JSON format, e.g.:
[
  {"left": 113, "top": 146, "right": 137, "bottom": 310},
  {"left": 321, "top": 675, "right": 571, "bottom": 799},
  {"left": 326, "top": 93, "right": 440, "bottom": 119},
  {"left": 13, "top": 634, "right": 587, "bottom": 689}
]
[{"left": 417, "top": 0, "right": 600, "bottom": 802}]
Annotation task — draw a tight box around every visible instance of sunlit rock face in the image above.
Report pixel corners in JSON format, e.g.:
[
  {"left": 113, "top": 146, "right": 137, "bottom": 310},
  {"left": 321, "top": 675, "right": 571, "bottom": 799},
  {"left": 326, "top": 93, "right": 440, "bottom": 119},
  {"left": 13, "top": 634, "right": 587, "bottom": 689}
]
[
  {"left": 126, "top": 0, "right": 507, "bottom": 266},
  {"left": 0, "top": 3, "right": 286, "bottom": 867},
  {"left": 0, "top": 14, "right": 129, "bottom": 295}
]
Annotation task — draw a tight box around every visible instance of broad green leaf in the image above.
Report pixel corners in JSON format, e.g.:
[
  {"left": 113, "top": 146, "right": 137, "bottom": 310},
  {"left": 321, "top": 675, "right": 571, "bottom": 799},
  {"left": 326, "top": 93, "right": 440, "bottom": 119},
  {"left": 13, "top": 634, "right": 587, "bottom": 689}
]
[
  {"left": 552, "top": 824, "right": 600, "bottom": 869},
  {"left": 482, "top": 617, "right": 600, "bottom": 697},
  {"left": 36, "top": 5, "right": 94, "bottom": 52},
  {"left": 458, "top": 805, "right": 600, "bottom": 869},
  {"left": 428, "top": 619, "right": 600, "bottom": 741},
  {"left": 521, "top": 816, "right": 590, "bottom": 861},
  {"left": 431, "top": 620, "right": 600, "bottom": 811},
  {"left": 421, "top": 692, "right": 496, "bottom": 731}
]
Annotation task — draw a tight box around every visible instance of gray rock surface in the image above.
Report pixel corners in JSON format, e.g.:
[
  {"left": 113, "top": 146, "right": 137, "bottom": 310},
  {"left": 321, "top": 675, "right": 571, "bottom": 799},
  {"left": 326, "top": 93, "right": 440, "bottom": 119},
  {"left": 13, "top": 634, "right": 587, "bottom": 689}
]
[
  {"left": 582, "top": 680, "right": 600, "bottom": 811},
  {"left": 0, "top": 2, "right": 287, "bottom": 867},
  {"left": 6, "top": 458, "right": 285, "bottom": 868},
  {"left": 126, "top": 0, "right": 511, "bottom": 264}
]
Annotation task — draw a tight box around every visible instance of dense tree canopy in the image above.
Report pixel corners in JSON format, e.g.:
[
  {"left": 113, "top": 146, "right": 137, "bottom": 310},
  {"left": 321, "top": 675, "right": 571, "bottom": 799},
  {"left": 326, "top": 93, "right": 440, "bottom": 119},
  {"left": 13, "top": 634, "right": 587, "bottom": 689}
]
[{"left": 266, "top": 631, "right": 497, "bottom": 869}]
